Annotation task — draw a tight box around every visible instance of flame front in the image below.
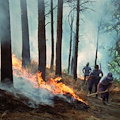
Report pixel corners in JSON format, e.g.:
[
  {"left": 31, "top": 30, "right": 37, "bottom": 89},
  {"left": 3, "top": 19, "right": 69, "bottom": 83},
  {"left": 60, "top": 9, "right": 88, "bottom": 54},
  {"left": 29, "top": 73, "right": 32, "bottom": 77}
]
[
  {"left": 12, "top": 54, "right": 38, "bottom": 87},
  {"left": 12, "top": 54, "right": 87, "bottom": 105}
]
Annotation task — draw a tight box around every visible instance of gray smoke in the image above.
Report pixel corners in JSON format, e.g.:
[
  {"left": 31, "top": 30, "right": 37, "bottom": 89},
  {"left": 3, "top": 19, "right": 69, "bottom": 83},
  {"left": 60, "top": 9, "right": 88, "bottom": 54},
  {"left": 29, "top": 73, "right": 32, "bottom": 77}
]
[
  {"left": 0, "top": 1, "right": 117, "bottom": 74},
  {"left": 0, "top": 0, "right": 118, "bottom": 106}
]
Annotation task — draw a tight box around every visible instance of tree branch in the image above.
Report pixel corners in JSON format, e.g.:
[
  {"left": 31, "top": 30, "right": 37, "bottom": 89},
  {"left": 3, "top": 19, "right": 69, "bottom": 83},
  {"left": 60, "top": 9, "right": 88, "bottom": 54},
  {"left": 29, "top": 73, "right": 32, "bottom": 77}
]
[
  {"left": 45, "top": 22, "right": 51, "bottom": 26},
  {"left": 45, "top": 5, "right": 58, "bottom": 16}
]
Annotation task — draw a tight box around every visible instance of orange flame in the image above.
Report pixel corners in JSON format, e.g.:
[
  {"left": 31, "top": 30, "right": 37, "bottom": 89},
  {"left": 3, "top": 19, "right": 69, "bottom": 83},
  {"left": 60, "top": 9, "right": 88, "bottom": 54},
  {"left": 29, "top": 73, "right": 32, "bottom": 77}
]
[
  {"left": 12, "top": 54, "right": 87, "bottom": 105},
  {"left": 37, "top": 72, "right": 87, "bottom": 104},
  {"left": 12, "top": 54, "right": 38, "bottom": 87}
]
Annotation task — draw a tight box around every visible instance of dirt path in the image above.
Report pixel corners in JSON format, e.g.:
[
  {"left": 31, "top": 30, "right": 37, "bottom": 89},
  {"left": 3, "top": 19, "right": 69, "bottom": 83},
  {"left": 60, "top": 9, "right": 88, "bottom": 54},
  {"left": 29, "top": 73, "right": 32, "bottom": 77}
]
[
  {"left": 85, "top": 81, "right": 120, "bottom": 120},
  {"left": 87, "top": 96, "right": 120, "bottom": 120}
]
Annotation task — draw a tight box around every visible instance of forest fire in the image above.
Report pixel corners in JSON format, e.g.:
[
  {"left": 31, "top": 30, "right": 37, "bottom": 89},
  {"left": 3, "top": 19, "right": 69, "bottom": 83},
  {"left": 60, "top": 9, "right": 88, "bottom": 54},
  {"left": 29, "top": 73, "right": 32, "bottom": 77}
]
[{"left": 12, "top": 54, "right": 87, "bottom": 105}]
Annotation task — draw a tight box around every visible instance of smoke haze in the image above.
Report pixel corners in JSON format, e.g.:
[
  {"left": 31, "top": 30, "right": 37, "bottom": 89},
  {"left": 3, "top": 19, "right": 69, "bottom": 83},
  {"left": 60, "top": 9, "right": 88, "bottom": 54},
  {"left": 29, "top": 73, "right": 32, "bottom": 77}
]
[
  {"left": 0, "top": 0, "right": 119, "bottom": 105},
  {"left": 0, "top": 0, "right": 118, "bottom": 76}
]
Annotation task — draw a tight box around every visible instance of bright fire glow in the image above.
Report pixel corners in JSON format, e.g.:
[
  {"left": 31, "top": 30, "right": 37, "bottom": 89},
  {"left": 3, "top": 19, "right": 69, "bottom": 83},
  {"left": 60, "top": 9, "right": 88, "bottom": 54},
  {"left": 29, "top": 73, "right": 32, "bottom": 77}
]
[{"left": 12, "top": 54, "right": 87, "bottom": 105}]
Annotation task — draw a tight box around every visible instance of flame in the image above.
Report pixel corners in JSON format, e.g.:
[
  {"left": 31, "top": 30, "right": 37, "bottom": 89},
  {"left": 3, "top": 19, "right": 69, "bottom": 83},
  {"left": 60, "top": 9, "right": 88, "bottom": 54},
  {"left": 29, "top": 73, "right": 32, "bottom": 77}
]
[
  {"left": 12, "top": 54, "right": 87, "bottom": 105},
  {"left": 12, "top": 54, "right": 38, "bottom": 87}
]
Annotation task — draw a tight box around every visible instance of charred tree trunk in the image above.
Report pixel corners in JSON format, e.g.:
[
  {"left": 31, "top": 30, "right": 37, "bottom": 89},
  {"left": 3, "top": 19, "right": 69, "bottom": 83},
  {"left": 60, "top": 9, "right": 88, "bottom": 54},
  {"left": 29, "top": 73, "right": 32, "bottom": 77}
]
[
  {"left": 95, "top": 23, "right": 101, "bottom": 66},
  {"left": 38, "top": 0, "right": 46, "bottom": 80},
  {"left": 73, "top": 0, "right": 80, "bottom": 80},
  {"left": 71, "top": 34, "right": 76, "bottom": 75},
  {"left": 0, "top": 0, "right": 13, "bottom": 83},
  {"left": 20, "top": 0, "right": 30, "bottom": 67},
  {"left": 50, "top": 0, "right": 54, "bottom": 71},
  {"left": 55, "top": 0, "right": 63, "bottom": 76},
  {"left": 68, "top": 12, "right": 74, "bottom": 74}
]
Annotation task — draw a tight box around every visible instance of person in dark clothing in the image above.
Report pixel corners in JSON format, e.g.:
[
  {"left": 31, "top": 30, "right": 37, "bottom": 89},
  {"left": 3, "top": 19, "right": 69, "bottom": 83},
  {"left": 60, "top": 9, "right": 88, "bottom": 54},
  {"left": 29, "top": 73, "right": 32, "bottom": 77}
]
[
  {"left": 87, "top": 65, "right": 103, "bottom": 94},
  {"left": 82, "top": 62, "right": 91, "bottom": 84},
  {"left": 97, "top": 72, "right": 114, "bottom": 105}
]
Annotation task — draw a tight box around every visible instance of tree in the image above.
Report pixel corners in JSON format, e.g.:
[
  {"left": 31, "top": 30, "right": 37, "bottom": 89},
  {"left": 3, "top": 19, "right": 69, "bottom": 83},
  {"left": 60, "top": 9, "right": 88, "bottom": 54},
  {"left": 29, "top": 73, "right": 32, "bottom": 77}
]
[
  {"left": 71, "top": 35, "right": 76, "bottom": 75},
  {"left": 20, "top": 0, "right": 30, "bottom": 67},
  {"left": 55, "top": 0, "right": 63, "bottom": 76},
  {"left": 94, "top": 18, "right": 102, "bottom": 66},
  {"left": 68, "top": 7, "right": 74, "bottom": 74},
  {"left": 50, "top": 0, "right": 54, "bottom": 71},
  {"left": 106, "top": 0, "right": 120, "bottom": 77},
  {"left": 108, "top": 39, "right": 120, "bottom": 75},
  {"left": 66, "top": 0, "right": 93, "bottom": 77},
  {"left": 73, "top": 0, "right": 80, "bottom": 80},
  {"left": 0, "top": 0, "right": 13, "bottom": 83},
  {"left": 38, "top": 0, "right": 46, "bottom": 80}
]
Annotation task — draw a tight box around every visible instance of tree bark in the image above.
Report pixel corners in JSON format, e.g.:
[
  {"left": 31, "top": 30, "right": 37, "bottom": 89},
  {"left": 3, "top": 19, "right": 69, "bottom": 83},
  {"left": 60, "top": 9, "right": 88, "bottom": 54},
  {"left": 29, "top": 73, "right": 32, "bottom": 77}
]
[
  {"left": 20, "top": 0, "right": 30, "bottom": 67},
  {"left": 0, "top": 0, "right": 13, "bottom": 83},
  {"left": 50, "top": 0, "right": 54, "bottom": 71},
  {"left": 68, "top": 12, "right": 74, "bottom": 74},
  {"left": 94, "top": 21, "right": 101, "bottom": 66},
  {"left": 71, "top": 34, "right": 76, "bottom": 75},
  {"left": 73, "top": 0, "right": 80, "bottom": 80},
  {"left": 55, "top": 0, "right": 63, "bottom": 76},
  {"left": 38, "top": 0, "right": 46, "bottom": 80}
]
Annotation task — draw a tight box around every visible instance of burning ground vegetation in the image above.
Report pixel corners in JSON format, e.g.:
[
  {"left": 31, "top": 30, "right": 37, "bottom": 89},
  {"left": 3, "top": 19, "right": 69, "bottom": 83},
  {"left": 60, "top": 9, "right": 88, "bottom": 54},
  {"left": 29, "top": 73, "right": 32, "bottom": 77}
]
[{"left": 0, "top": 55, "right": 120, "bottom": 120}]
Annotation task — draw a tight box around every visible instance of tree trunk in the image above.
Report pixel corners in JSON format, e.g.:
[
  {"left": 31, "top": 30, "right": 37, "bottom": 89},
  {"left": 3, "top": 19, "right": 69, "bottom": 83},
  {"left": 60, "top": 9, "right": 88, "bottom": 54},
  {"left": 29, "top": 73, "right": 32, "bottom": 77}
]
[
  {"left": 73, "top": 0, "right": 80, "bottom": 80},
  {"left": 71, "top": 34, "right": 76, "bottom": 75},
  {"left": 20, "top": 0, "right": 30, "bottom": 67},
  {"left": 38, "top": 0, "right": 46, "bottom": 80},
  {"left": 95, "top": 23, "right": 101, "bottom": 66},
  {"left": 68, "top": 12, "right": 74, "bottom": 74},
  {"left": 50, "top": 0, "right": 54, "bottom": 71},
  {"left": 55, "top": 0, "right": 63, "bottom": 76},
  {"left": 0, "top": 0, "right": 13, "bottom": 84}
]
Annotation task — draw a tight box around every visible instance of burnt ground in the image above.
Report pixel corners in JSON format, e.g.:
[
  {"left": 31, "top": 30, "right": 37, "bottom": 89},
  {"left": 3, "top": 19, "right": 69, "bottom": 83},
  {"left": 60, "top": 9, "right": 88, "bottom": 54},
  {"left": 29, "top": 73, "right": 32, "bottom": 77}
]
[{"left": 0, "top": 79, "right": 120, "bottom": 120}]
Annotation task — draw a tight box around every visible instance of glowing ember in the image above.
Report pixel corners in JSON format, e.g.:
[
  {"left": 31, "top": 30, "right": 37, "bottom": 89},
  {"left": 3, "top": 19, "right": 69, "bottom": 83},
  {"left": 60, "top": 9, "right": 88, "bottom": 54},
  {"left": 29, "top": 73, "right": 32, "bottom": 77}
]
[{"left": 12, "top": 54, "right": 87, "bottom": 105}]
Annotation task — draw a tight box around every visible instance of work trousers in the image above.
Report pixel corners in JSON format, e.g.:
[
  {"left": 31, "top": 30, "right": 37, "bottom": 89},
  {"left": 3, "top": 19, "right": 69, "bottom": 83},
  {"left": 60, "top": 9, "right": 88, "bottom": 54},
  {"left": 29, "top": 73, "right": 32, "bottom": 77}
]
[
  {"left": 84, "top": 74, "right": 89, "bottom": 84},
  {"left": 88, "top": 78, "right": 99, "bottom": 94},
  {"left": 99, "top": 84, "right": 109, "bottom": 102}
]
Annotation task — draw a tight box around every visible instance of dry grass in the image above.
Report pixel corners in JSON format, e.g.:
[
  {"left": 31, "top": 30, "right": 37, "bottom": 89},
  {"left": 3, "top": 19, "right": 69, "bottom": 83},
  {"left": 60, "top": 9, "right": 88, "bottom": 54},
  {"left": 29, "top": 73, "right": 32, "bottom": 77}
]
[
  {"left": 1, "top": 63, "right": 120, "bottom": 120},
  {"left": 26, "top": 60, "right": 38, "bottom": 74}
]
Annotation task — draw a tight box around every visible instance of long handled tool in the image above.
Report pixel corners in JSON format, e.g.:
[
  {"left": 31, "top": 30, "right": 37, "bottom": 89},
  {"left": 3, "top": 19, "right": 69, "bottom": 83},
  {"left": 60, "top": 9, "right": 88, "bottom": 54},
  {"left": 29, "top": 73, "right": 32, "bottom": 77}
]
[{"left": 87, "top": 91, "right": 108, "bottom": 97}]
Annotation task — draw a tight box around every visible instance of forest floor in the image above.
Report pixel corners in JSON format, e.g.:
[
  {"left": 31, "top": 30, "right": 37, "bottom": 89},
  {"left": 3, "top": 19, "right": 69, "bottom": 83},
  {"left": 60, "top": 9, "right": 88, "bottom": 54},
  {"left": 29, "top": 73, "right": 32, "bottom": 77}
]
[{"left": 0, "top": 69, "right": 120, "bottom": 120}]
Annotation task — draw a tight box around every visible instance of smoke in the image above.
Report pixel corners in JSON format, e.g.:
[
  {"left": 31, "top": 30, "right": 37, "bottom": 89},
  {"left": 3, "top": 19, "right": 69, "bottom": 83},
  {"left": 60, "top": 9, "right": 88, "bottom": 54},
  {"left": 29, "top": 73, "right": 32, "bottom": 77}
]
[
  {"left": 0, "top": 1, "right": 117, "bottom": 73},
  {"left": 0, "top": 0, "right": 118, "bottom": 106},
  {"left": 0, "top": 76, "right": 54, "bottom": 107},
  {"left": 1, "top": 0, "right": 117, "bottom": 75},
  {"left": 61, "top": 0, "right": 117, "bottom": 76},
  {"left": 13, "top": 76, "right": 54, "bottom": 106},
  {"left": 9, "top": 0, "right": 22, "bottom": 59},
  {"left": 0, "top": 0, "right": 10, "bottom": 43},
  {"left": 0, "top": 42, "right": 1, "bottom": 69},
  {"left": 0, "top": 74, "right": 73, "bottom": 107}
]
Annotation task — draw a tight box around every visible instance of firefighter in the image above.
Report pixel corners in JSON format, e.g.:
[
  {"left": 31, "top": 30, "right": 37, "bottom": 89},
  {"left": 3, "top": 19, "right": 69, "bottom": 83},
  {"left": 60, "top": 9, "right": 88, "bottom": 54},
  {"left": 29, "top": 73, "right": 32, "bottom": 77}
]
[
  {"left": 97, "top": 72, "right": 114, "bottom": 105},
  {"left": 87, "top": 65, "right": 103, "bottom": 95},
  {"left": 82, "top": 62, "right": 91, "bottom": 84}
]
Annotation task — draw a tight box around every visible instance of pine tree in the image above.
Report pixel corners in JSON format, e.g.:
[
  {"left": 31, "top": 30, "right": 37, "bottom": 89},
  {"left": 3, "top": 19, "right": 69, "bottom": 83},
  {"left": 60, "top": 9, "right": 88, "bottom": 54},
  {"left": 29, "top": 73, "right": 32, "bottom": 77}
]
[
  {"left": 38, "top": 0, "right": 46, "bottom": 80},
  {"left": 55, "top": 0, "right": 63, "bottom": 76},
  {"left": 20, "top": 0, "right": 30, "bottom": 67},
  {"left": 0, "top": 0, "right": 13, "bottom": 84}
]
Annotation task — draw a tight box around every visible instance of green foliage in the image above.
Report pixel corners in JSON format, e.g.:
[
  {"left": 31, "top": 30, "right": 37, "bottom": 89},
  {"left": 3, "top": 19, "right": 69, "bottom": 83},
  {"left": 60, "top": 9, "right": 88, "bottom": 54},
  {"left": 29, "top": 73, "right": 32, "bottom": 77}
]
[
  {"left": 108, "top": 39, "right": 120, "bottom": 77},
  {"left": 107, "top": 0, "right": 120, "bottom": 78}
]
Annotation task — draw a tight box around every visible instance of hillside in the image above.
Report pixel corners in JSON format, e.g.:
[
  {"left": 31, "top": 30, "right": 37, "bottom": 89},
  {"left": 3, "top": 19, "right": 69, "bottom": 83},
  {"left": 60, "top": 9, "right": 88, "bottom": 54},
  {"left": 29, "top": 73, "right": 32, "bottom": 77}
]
[{"left": 0, "top": 70, "right": 120, "bottom": 120}]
